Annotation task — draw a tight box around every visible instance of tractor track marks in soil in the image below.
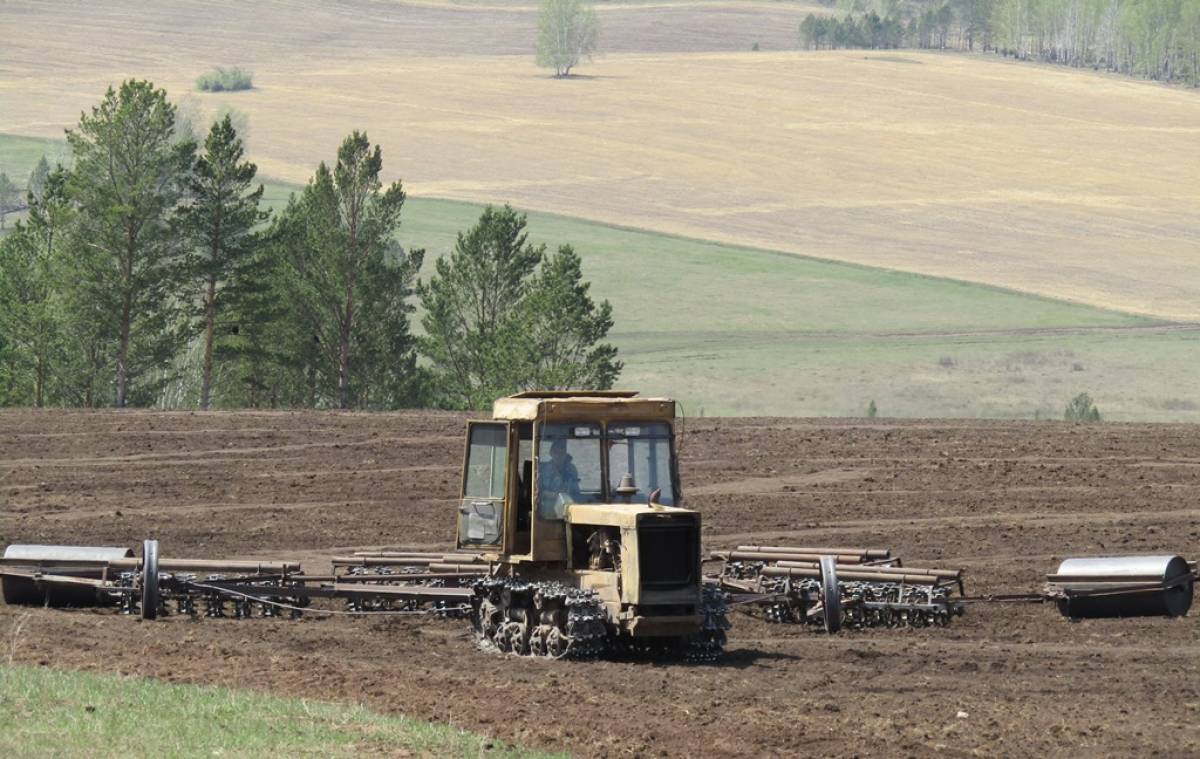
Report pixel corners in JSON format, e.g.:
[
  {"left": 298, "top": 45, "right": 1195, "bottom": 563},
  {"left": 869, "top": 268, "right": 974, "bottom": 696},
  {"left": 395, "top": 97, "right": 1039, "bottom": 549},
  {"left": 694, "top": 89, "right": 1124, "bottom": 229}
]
[
  {"left": 1, "top": 409, "right": 1198, "bottom": 757},
  {"left": 715, "top": 507, "right": 1200, "bottom": 543},
  {"left": 0, "top": 434, "right": 460, "bottom": 468},
  {"left": 5, "top": 499, "right": 388, "bottom": 522},
  {"left": 687, "top": 468, "right": 864, "bottom": 495}
]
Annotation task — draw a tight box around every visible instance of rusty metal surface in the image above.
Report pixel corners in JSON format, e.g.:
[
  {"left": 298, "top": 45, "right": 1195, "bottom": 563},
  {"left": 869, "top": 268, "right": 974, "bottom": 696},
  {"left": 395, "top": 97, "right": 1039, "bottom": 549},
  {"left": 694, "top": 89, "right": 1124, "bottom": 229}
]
[
  {"left": 721, "top": 551, "right": 876, "bottom": 565},
  {"left": 715, "top": 542, "right": 966, "bottom": 629},
  {"left": 736, "top": 545, "right": 891, "bottom": 560}
]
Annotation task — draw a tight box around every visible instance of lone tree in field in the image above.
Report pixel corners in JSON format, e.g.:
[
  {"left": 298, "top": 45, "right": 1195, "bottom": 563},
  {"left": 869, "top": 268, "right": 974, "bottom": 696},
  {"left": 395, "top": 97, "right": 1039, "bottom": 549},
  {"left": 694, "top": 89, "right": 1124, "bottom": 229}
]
[
  {"left": 1064, "top": 392, "right": 1101, "bottom": 422},
  {"left": 183, "top": 115, "right": 266, "bottom": 410},
  {"left": 275, "top": 131, "right": 424, "bottom": 409},
  {"left": 535, "top": 0, "right": 599, "bottom": 77},
  {"left": 66, "top": 80, "right": 195, "bottom": 407}
]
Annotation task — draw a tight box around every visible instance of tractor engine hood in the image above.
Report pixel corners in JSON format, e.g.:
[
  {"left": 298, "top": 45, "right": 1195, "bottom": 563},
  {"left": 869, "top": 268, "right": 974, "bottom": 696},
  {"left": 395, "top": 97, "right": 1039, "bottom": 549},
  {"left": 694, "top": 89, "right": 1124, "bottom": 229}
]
[{"left": 565, "top": 501, "right": 697, "bottom": 529}]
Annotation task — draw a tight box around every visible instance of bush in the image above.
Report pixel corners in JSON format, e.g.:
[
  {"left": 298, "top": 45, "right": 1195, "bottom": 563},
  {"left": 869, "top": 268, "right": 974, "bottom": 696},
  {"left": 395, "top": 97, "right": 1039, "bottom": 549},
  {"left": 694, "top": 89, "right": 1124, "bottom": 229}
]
[
  {"left": 196, "top": 67, "right": 253, "bottom": 93},
  {"left": 1064, "top": 392, "right": 1101, "bottom": 422},
  {"left": 867, "top": 399, "right": 878, "bottom": 418}
]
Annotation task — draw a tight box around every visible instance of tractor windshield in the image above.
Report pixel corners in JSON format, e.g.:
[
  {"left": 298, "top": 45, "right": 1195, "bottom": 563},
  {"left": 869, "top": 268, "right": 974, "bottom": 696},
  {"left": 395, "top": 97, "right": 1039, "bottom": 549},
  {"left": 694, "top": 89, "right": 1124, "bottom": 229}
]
[
  {"left": 607, "top": 423, "right": 675, "bottom": 506},
  {"left": 537, "top": 422, "right": 604, "bottom": 519}
]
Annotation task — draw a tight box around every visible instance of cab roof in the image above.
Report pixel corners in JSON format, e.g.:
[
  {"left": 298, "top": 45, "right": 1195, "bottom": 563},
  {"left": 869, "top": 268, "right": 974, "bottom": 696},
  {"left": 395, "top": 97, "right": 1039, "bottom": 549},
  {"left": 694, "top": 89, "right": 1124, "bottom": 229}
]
[
  {"left": 507, "top": 390, "right": 639, "bottom": 399},
  {"left": 492, "top": 391, "right": 675, "bottom": 423}
]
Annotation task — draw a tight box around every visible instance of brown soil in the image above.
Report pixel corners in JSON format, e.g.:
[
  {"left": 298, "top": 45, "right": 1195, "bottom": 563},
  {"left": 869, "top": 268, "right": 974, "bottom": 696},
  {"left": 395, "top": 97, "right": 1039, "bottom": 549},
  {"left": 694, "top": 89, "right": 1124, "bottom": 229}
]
[{"left": 2, "top": 410, "right": 1198, "bottom": 756}]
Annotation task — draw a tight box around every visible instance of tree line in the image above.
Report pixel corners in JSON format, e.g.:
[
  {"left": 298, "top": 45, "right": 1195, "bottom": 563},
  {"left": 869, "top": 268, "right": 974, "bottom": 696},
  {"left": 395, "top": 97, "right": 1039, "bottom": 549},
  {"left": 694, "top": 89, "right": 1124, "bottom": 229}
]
[
  {"left": 0, "top": 80, "right": 620, "bottom": 411},
  {"left": 800, "top": 0, "right": 1200, "bottom": 86}
]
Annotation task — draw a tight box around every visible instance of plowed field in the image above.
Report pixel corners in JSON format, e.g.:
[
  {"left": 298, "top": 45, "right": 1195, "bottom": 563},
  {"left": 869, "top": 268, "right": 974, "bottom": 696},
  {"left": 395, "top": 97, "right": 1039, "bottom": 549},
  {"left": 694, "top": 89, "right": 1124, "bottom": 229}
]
[{"left": 2, "top": 410, "right": 1198, "bottom": 756}]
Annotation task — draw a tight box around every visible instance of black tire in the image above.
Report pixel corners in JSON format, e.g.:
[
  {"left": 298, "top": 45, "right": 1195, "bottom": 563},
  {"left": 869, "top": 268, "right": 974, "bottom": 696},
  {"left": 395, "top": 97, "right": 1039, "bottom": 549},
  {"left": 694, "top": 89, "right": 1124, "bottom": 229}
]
[
  {"left": 819, "top": 555, "right": 841, "bottom": 634},
  {"left": 141, "top": 539, "right": 159, "bottom": 621}
]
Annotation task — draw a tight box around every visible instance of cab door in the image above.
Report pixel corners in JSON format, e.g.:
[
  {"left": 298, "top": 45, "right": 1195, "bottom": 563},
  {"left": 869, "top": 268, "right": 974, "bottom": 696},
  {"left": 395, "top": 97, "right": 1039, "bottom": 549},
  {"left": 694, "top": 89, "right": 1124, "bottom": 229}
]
[{"left": 456, "top": 421, "right": 511, "bottom": 551}]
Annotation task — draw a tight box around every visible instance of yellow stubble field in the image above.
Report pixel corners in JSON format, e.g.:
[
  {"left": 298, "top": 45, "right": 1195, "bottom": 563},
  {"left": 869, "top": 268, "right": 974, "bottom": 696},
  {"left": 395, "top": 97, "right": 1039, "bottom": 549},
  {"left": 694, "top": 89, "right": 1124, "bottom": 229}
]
[{"left": 1, "top": 0, "right": 1198, "bottom": 323}]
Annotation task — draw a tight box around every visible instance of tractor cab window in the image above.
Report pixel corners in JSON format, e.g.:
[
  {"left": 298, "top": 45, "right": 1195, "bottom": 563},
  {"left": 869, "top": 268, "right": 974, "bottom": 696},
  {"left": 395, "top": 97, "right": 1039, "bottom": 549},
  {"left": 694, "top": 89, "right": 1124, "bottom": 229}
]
[
  {"left": 459, "top": 422, "right": 508, "bottom": 546},
  {"left": 537, "top": 423, "right": 603, "bottom": 519},
  {"left": 465, "top": 424, "right": 507, "bottom": 499},
  {"left": 607, "top": 423, "right": 675, "bottom": 506}
]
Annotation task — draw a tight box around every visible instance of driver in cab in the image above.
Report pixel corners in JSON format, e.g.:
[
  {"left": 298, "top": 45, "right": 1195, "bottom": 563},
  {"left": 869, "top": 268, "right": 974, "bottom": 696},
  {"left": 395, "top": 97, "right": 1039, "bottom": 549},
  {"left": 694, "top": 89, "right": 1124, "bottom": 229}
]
[{"left": 539, "top": 438, "right": 581, "bottom": 518}]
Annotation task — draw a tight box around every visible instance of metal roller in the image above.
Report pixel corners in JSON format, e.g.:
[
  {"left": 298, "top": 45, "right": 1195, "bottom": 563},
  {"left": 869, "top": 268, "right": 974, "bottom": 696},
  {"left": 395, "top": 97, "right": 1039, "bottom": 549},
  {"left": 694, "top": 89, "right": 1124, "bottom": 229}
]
[
  {"left": 1048, "top": 555, "right": 1194, "bottom": 618},
  {"left": 1, "top": 544, "right": 134, "bottom": 607}
]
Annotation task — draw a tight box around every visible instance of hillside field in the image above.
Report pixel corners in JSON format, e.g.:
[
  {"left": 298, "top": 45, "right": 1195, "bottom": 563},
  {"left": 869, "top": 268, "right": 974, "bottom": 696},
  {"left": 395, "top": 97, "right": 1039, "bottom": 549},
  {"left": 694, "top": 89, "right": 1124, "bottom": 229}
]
[
  {"left": 2, "top": 134, "right": 1198, "bottom": 420},
  {"left": 2, "top": 0, "right": 1198, "bottom": 320},
  {"left": 1, "top": 0, "right": 1198, "bottom": 420}
]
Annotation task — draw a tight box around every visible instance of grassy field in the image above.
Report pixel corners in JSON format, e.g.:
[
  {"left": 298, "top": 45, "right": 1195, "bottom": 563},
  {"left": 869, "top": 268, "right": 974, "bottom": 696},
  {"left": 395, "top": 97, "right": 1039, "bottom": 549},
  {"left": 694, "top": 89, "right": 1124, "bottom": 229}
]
[
  {"left": 0, "top": 664, "right": 553, "bottom": 757},
  {"left": 1, "top": 0, "right": 1197, "bottom": 420},
  {"left": 1, "top": 0, "right": 1197, "bottom": 319},
  {"left": 0, "top": 134, "right": 70, "bottom": 177},
  {"left": 5, "top": 133, "right": 1196, "bottom": 421}
]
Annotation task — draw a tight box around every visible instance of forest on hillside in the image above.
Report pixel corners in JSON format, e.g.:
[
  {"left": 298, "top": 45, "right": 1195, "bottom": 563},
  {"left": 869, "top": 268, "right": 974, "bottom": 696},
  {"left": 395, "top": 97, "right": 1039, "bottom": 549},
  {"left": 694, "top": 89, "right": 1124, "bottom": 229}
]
[
  {"left": 0, "top": 82, "right": 620, "bottom": 412},
  {"left": 803, "top": 0, "right": 1200, "bottom": 86}
]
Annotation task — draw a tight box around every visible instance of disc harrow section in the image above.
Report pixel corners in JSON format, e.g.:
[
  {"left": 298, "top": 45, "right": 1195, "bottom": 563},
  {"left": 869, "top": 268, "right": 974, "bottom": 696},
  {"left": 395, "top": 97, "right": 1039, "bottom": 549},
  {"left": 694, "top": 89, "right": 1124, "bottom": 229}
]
[
  {"left": 0, "top": 543, "right": 477, "bottom": 620},
  {"left": 713, "top": 544, "right": 965, "bottom": 630},
  {"left": 331, "top": 551, "right": 489, "bottom": 617}
]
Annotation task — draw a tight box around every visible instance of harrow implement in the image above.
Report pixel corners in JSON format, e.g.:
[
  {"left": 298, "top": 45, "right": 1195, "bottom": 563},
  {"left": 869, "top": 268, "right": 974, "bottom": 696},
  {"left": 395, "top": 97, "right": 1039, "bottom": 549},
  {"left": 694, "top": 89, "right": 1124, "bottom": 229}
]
[
  {"left": 711, "top": 544, "right": 967, "bottom": 631},
  {"left": 5, "top": 538, "right": 1195, "bottom": 666},
  {"left": 0, "top": 542, "right": 477, "bottom": 620}
]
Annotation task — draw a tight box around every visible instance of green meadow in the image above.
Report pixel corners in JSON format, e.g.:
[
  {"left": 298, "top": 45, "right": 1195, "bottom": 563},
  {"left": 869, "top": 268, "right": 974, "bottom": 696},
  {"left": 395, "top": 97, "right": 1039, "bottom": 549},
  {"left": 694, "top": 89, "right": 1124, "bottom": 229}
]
[{"left": 5, "top": 134, "right": 1195, "bottom": 421}]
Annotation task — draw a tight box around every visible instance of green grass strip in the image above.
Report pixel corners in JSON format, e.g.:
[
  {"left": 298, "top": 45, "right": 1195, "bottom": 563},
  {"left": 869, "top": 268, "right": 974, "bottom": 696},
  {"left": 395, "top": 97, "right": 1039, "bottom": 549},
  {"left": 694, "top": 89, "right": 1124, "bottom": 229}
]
[{"left": 0, "top": 664, "right": 561, "bottom": 758}]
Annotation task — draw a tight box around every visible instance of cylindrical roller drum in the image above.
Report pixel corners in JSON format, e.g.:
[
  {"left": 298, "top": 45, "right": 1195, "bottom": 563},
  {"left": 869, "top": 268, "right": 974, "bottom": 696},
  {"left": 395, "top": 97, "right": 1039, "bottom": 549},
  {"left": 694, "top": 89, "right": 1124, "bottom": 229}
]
[
  {"left": 1054, "top": 555, "right": 1193, "bottom": 618},
  {"left": 2, "top": 544, "right": 134, "bottom": 607}
]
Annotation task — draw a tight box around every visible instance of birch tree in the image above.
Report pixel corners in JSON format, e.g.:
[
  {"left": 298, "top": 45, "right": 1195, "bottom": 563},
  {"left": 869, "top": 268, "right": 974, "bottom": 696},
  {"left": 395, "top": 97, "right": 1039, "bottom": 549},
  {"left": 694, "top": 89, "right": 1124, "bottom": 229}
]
[{"left": 536, "top": 0, "right": 599, "bottom": 77}]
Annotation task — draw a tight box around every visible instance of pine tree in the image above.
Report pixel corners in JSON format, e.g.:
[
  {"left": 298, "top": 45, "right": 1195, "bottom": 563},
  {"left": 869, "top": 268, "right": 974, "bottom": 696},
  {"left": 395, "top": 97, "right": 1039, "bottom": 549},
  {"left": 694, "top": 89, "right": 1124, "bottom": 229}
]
[
  {"left": 0, "top": 172, "right": 19, "bottom": 229},
  {"left": 274, "top": 131, "right": 423, "bottom": 409},
  {"left": 0, "top": 225, "right": 62, "bottom": 406},
  {"left": 516, "top": 245, "right": 620, "bottom": 391},
  {"left": 65, "top": 80, "right": 195, "bottom": 407},
  {"left": 418, "top": 205, "right": 545, "bottom": 409},
  {"left": 183, "top": 115, "right": 266, "bottom": 409},
  {"left": 419, "top": 207, "right": 621, "bottom": 409}
]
